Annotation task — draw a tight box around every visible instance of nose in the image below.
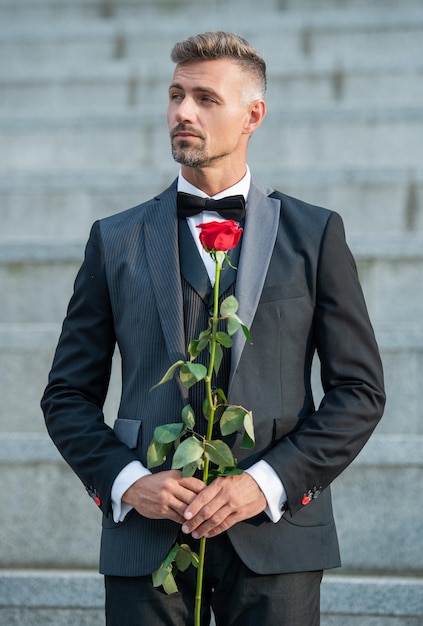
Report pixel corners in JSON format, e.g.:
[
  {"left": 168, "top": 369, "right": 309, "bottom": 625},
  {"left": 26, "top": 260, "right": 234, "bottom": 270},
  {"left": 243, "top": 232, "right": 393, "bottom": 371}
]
[{"left": 174, "top": 96, "right": 196, "bottom": 123}]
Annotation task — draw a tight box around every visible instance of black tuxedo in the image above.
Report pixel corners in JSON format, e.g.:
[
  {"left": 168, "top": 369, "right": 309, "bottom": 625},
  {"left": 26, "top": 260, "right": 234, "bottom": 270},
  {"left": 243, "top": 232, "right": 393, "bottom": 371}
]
[{"left": 41, "top": 176, "right": 385, "bottom": 577}]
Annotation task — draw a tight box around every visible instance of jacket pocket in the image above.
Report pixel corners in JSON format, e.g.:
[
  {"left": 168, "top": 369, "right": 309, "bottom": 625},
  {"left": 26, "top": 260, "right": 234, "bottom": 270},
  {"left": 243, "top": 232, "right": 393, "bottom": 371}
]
[
  {"left": 113, "top": 418, "right": 142, "bottom": 449},
  {"left": 259, "top": 282, "right": 306, "bottom": 303}
]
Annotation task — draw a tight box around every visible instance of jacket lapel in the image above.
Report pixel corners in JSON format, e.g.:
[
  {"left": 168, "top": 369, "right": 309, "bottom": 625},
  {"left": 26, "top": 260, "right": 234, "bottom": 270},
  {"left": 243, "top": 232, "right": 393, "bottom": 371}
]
[
  {"left": 178, "top": 218, "right": 211, "bottom": 301},
  {"left": 144, "top": 181, "right": 189, "bottom": 399},
  {"left": 229, "top": 177, "right": 281, "bottom": 392},
  {"left": 143, "top": 177, "right": 281, "bottom": 399}
]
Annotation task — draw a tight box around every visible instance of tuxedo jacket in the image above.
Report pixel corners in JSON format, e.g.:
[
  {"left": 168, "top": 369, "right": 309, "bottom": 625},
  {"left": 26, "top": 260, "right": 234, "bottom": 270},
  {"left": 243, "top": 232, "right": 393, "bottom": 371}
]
[{"left": 41, "top": 177, "right": 385, "bottom": 576}]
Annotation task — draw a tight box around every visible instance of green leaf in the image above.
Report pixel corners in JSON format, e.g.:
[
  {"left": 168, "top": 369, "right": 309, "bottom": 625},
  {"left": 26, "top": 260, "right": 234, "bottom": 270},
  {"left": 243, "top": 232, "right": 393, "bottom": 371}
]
[
  {"left": 162, "top": 570, "right": 178, "bottom": 595},
  {"left": 241, "top": 431, "right": 255, "bottom": 449},
  {"left": 241, "top": 411, "right": 255, "bottom": 449},
  {"left": 213, "top": 343, "right": 223, "bottom": 376},
  {"left": 203, "top": 395, "right": 223, "bottom": 423},
  {"left": 152, "top": 541, "right": 180, "bottom": 594},
  {"left": 150, "top": 360, "right": 185, "bottom": 390},
  {"left": 216, "top": 331, "right": 232, "bottom": 348},
  {"left": 161, "top": 542, "right": 180, "bottom": 569},
  {"left": 220, "top": 406, "right": 245, "bottom": 436},
  {"left": 175, "top": 544, "right": 193, "bottom": 572},
  {"left": 171, "top": 436, "right": 204, "bottom": 469},
  {"left": 226, "top": 316, "right": 241, "bottom": 336},
  {"left": 181, "top": 458, "right": 203, "bottom": 478},
  {"left": 214, "top": 388, "right": 227, "bottom": 404},
  {"left": 221, "top": 466, "right": 244, "bottom": 477},
  {"left": 241, "top": 323, "right": 252, "bottom": 343},
  {"left": 208, "top": 466, "right": 244, "bottom": 482},
  {"left": 204, "top": 439, "right": 235, "bottom": 467},
  {"left": 187, "top": 362, "right": 208, "bottom": 379},
  {"left": 188, "top": 339, "right": 200, "bottom": 359},
  {"left": 223, "top": 251, "right": 238, "bottom": 270},
  {"left": 152, "top": 564, "right": 170, "bottom": 588},
  {"left": 188, "top": 329, "right": 210, "bottom": 359},
  {"left": 181, "top": 404, "right": 195, "bottom": 429},
  {"left": 153, "top": 422, "right": 184, "bottom": 444},
  {"left": 202, "top": 396, "right": 211, "bottom": 421},
  {"left": 197, "top": 329, "right": 211, "bottom": 349},
  {"left": 243, "top": 410, "right": 255, "bottom": 441},
  {"left": 179, "top": 363, "right": 207, "bottom": 389},
  {"left": 220, "top": 295, "right": 239, "bottom": 316},
  {"left": 146, "top": 439, "right": 172, "bottom": 469}
]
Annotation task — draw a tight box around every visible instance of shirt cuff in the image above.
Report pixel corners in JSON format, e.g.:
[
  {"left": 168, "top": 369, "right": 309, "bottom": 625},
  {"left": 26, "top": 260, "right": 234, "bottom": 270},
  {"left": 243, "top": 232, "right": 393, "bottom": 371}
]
[
  {"left": 110, "top": 460, "right": 151, "bottom": 523},
  {"left": 245, "top": 460, "right": 287, "bottom": 523}
]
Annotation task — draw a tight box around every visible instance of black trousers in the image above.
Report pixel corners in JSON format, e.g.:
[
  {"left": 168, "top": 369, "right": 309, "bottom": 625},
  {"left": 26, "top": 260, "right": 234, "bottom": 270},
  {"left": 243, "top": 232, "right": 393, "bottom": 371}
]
[{"left": 105, "top": 533, "right": 322, "bottom": 626}]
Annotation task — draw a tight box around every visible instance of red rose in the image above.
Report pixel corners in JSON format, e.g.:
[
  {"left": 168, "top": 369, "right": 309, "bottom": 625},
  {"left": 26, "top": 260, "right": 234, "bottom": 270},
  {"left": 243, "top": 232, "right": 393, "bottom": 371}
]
[{"left": 197, "top": 220, "right": 243, "bottom": 252}]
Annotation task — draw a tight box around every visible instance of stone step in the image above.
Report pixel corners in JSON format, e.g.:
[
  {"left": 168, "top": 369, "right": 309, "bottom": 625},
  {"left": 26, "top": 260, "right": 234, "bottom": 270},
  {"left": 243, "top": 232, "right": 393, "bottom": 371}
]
[
  {"left": 1, "top": 108, "right": 423, "bottom": 173},
  {"left": 0, "top": 570, "right": 105, "bottom": 626},
  {"left": 2, "top": 59, "right": 423, "bottom": 114},
  {"left": 1, "top": 236, "right": 421, "bottom": 326},
  {"left": 0, "top": 570, "right": 421, "bottom": 626},
  {"left": 2, "top": 0, "right": 423, "bottom": 22},
  {"left": 0, "top": 323, "right": 420, "bottom": 435},
  {"left": 0, "top": 432, "right": 421, "bottom": 573},
  {"left": 330, "top": 433, "right": 423, "bottom": 576},
  {"left": 0, "top": 0, "right": 287, "bottom": 24},
  {"left": 352, "top": 236, "right": 423, "bottom": 332},
  {"left": 1, "top": 168, "right": 422, "bottom": 241},
  {"left": 0, "top": 11, "right": 422, "bottom": 72},
  {"left": 0, "top": 323, "right": 121, "bottom": 433}
]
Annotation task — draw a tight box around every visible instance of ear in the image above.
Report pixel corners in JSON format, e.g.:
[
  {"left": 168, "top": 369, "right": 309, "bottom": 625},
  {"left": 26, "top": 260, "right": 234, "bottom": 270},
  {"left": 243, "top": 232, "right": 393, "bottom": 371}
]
[{"left": 243, "top": 100, "right": 266, "bottom": 135}]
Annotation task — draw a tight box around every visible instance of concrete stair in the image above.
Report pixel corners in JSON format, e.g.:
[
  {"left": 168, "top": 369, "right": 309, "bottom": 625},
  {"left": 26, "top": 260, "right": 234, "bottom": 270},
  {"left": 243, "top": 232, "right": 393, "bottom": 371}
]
[
  {"left": 1, "top": 0, "right": 422, "bottom": 623},
  {"left": 1, "top": 570, "right": 422, "bottom": 626}
]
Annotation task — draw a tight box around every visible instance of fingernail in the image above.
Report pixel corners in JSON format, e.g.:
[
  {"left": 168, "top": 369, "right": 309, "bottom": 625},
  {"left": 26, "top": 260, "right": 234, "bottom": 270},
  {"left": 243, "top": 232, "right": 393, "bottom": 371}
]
[
  {"left": 192, "top": 532, "right": 199, "bottom": 539},
  {"left": 182, "top": 524, "right": 189, "bottom": 534},
  {"left": 184, "top": 511, "right": 193, "bottom": 520}
]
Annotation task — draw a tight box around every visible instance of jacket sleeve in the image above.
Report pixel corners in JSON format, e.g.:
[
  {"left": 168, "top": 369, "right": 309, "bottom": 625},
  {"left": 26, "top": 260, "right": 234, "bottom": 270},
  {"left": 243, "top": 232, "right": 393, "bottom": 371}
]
[
  {"left": 41, "top": 221, "right": 139, "bottom": 515},
  {"left": 263, "top": 211, "right": 386, "bottom": 517}
]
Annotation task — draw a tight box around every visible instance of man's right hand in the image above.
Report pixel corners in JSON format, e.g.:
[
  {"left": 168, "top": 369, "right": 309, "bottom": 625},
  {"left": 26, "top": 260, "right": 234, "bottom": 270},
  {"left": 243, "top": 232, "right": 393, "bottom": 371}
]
[{"left": 121, "top": 470, "right": 206, "bottom": 524}]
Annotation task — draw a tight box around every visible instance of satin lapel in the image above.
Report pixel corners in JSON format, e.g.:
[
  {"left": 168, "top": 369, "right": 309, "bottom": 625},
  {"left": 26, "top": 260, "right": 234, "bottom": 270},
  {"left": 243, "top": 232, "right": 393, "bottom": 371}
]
[
  {"left": 144, "top": 181, "right": 188, "bottom": 399},
  {"left": 229, "top": 177, "right": 281, "bottom": 392},
  {"left": 178, "top": 218, "right": 211, "bottom": 301}
]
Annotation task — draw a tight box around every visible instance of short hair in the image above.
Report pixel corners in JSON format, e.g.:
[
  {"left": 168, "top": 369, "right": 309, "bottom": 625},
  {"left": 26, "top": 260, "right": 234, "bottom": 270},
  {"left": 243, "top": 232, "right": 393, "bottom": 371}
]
[{"left": 170, "top": 31, "right": 267, "bottom": 102}]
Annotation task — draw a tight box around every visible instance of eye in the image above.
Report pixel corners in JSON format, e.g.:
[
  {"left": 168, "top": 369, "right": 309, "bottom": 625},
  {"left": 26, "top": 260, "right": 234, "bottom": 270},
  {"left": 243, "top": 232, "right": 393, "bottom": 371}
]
[
  {"left": 170, "top": 92, "right": 183, "bottom": 101},
  {"left": 200, "top": 95, "right": 216, "bottom": 104}
]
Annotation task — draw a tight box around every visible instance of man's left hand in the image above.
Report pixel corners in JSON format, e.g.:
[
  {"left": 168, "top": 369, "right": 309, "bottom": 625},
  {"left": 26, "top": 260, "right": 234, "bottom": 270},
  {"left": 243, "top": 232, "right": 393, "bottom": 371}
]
[{"left": 181, "top": 472, "right": 267, "bottom": 539}]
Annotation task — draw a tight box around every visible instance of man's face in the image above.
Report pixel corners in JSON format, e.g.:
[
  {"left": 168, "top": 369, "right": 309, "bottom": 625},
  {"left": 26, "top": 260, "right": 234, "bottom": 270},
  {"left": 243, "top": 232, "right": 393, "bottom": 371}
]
[{"left": 167, "top": 59, "right": 255, "bottom": 170}]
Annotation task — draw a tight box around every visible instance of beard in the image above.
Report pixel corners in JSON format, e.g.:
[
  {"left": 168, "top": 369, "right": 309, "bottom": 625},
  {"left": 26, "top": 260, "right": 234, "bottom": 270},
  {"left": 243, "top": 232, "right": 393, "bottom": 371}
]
[
  {"left": 171, "top": 139, "right": 211, "bottom": 168},
  {"left": 170, "top": 126, "right": 231, "bottom": 169}
]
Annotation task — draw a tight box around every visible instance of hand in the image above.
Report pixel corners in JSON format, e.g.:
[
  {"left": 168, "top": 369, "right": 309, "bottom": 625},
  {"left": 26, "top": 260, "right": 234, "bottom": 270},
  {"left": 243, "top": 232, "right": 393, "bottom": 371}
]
[
  {"left": 181, "top": 472, "right": 267, "bottom": 539},
  {"left": 122, "top": 470, "right": 206, "bottom": 524}
]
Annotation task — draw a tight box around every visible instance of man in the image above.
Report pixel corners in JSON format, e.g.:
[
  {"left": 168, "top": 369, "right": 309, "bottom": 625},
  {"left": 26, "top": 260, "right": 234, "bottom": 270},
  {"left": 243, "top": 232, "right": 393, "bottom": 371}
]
[{"left": 42, "top": 31, "right": 385, "bottom": 625}]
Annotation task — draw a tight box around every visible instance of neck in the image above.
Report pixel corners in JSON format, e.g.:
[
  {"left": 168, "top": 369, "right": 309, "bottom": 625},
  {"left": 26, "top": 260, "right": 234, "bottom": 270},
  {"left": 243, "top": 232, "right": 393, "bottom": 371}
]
[{"left": 180, "top": 163, "right": 247, "bottom": 197}]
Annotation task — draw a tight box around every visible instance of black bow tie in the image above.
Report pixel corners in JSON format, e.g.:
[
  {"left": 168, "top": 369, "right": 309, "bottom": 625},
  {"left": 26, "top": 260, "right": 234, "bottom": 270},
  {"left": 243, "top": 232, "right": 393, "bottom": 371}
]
[{"left": 177, "top": 192, "right": 246, "bottom": 222}]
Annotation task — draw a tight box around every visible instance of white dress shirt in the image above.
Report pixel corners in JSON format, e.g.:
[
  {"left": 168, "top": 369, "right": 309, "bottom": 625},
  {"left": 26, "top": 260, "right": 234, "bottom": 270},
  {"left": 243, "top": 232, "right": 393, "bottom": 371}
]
[{"left": 111, "top": 168, "right": 287, "bottom": 523}]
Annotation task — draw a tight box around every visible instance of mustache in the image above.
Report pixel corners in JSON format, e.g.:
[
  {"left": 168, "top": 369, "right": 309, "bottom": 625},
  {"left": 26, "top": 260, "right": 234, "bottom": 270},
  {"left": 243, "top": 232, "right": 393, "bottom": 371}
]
[{"left": 170, "top": 124, "right": 204, "bottom": 139}]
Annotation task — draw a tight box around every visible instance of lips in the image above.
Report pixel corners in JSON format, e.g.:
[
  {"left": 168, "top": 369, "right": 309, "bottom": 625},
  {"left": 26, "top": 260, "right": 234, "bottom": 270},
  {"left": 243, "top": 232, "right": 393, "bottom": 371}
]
[
  {"left": 171, "top": 126, "right": 202, "bottom": 140},
  {"left": 174, "top": 132, "right": 198, "bottom": 139}
]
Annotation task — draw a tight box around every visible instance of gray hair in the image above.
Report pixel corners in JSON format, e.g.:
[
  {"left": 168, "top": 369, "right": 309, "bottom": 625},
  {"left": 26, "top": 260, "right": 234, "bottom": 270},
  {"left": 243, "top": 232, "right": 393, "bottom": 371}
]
[{"left": 170, "top": 31, "right": 266, "bottom": 103}]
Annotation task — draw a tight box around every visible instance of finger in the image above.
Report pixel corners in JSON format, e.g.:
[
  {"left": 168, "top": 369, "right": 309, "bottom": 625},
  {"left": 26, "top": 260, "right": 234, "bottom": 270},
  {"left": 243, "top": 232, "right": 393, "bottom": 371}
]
[
  {"left": 187, "top": 505, "right": 236, "bottom": 539},
  {"left": 170, "top": 482, "right": 207, "bottom": 513},
  {"left": 127, "top": 472, "right": 202, "bottom": 521},
  {"left": 183, "top": 479, "right": 223, "bottom": 520},
  {"left": 181, "top": 487, "right": 228, "bottom": 535},
  {"left": 195, "top": 511, "right": 239, "bottom": 538},
  {"left": 179, "top": 476, "right": 207, "bottom": 493}
]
